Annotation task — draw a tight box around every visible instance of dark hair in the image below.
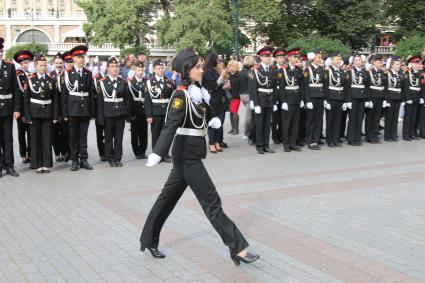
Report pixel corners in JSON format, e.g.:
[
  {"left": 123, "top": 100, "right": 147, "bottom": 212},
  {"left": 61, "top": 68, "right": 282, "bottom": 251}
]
[
  {"left": 179, "top": 55, "right": 201, "bottom": 87},
  {"left": 203, "top": 53, "right": 218, "bottom": 70}
]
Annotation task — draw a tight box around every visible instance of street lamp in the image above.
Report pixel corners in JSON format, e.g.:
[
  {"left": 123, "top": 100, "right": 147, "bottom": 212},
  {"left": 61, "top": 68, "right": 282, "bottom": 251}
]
[{"left": 233, "top": 0, "right": 239, "bottom": 57}]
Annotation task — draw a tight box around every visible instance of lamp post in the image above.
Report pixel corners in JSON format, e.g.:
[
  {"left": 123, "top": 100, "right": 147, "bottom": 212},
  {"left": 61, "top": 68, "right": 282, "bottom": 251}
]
[{"left": 233, "top": 0, "right": 239, "bottom": 57}]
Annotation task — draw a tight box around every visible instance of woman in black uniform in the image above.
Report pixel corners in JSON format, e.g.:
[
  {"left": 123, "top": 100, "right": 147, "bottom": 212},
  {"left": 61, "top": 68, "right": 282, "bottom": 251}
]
[{"left": 140, "top": 47, "right": 259, "bottom": 266}]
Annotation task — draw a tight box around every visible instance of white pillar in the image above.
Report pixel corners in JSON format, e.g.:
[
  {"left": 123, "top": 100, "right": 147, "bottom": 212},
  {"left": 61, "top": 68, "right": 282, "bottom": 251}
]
[
  {"left": 5, "top": 24, "right": 11, "bottom": 48},
  {"left": 54, "top": 24, "right": 60, "bottom": 43}
]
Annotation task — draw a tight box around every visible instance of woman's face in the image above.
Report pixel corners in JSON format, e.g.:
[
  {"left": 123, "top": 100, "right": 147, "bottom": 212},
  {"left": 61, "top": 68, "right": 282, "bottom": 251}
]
[{"left": 189, "top": 58, "right": 204, "bottom": 83}]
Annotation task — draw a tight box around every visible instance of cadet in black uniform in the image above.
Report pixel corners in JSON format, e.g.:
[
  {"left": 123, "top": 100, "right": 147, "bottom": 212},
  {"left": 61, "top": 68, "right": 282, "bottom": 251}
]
[
  {"left": 128, "top": 61, "right": 148, "bottom": 159},
  {"left": 384, "top": 56, "right": 403, "bottom": 142},
  {"left": 304, "top": 48, "right": 325, "bottom": 150},
  {"left": 271, "top": 47, "right": 286, "bottom": 144},
  {"left": 140, "top": 47, "right": 259, "bottom": 266},
  {"left": 280, "top": 48, "right": 303, "bottom": 152},
  {"left": 97, "top": 57, "right": 129, "bottom": 167},
  {"left": 0, "top": 37, "right": 20, "bottom": 178},
  {"left": 324, "top": 52, "right": 348, "bottom": 147},
  {"left": 50, "top": 52, "right": 69, "bottom": 162},
  {"left": 144, "top": 59, "right": 174, "bottom": 162},
  {"left": 23, "top": 54, "right": 59, "bottom": 173},
  {"left": 346, "top": 53, "right": 369, "bottom": 146},
  {"left": 365, "top": 54, "right": 386, "bottom": 143},
  {"left": 250, "top": 46, "right": 277, "bottom": 154},
  {"left": 419, "top": 60, "right": 425, "bottom": 138},
  {"left": 60, "top": 45, "right": 95, "bottom": 171},
  {"left": 93, "top": 67, "right": 106, "bottom": 161},
  {"left": 14, "top": 50, "right": 33, "bottom": 164},
  {"left": 402, "top": 55, "right": 423, "bottom": 141}
]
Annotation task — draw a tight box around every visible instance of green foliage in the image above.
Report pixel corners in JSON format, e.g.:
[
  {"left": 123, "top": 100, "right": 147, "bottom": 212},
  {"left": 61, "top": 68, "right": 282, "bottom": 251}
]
[
  {"left": 6, "top": 43, "right": 48, "bottom": 61},
  {"left": 287, "top": 34, "right": 351, "bottom": 57},
  {"left": 382, "top": 0, "right": 425, "bottom": 38},
  {"left": 120, "top": 45, "right": 150, "bottom": 58},
  {"left": 79, "top": 0, "right": 156, "bottom": 48},
  {"left": 394, "top": 35, "right": 425, "bottom": 59},
  {"left": 155, "top": 0, "right": 248, "bottom": 58}
]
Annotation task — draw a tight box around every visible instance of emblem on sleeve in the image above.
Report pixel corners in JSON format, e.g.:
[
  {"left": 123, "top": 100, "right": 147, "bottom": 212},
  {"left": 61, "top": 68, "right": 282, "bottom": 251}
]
[{"left": 171, "top": 98, "right": 183, "bottom": 109}]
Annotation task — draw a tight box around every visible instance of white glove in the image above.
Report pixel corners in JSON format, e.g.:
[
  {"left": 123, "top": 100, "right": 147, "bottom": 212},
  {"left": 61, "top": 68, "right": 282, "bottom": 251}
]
[
  {"left": 342, "top": 103, "right": 347, "bottom": 111},
  {"left": 406, "top": 100, "right": 413, "bottom": 104},
  {"left": 300, "top": 101, "right": 305, "bottom": 108},
  {"left": 420, "top": 98, "right": 424, "bottom": 104},
  {"left": 273, "top": 105, "right": 278, "bottom": 112},
  {"left": 281, "top": 102, "right": 289, "bottom": 111},
  {"left": 369, "top": 101, "right": 374, "bottom": 108},
  {"left": 387, "top": 102, "right": 391, "bottom": 107},
  {"left": 401, "top": 102, "right": 405, "bottom": 106},
  {"left": 146, "top": 153, "right": 162, "bottom": 167},
  {"left": 249, "top": 100, "right": 255, "bottom": 110},
  {"left": 254, "top": 106, "right": 262, "bottom": 114},
  {"left": 306, "top": 102, "right": 313, "bottom": 110},
  {"left": 382, "top": 100, "right": 387, "bottom": 108},
  {"left": 365, "top": 101, "right": 370, "bottom": 108},
  {"left": 346, "top": 102, "right": 352, "bottom": 110},
  {"left": 324, "top": 100, "right": 331, "bottom": 110},
  {"left": 208, "top": 117, "right": 222, "bottom": 129}
]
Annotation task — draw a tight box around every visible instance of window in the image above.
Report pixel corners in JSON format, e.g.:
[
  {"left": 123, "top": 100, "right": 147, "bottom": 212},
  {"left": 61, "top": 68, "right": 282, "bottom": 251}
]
[{"left": 16, "top": 29, "right": 51, "bottom": 43}]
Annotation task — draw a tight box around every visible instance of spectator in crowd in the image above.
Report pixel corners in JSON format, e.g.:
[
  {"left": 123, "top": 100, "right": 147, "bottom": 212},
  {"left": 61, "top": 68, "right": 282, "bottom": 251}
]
[{"left": 227, "top": 59, "right": 241, "bottom": 135}]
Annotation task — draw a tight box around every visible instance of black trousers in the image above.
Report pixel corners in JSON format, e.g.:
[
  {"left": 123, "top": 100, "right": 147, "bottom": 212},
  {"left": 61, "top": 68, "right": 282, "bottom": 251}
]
[
  {"left": 271, "top": 107, "right": 281, "bottom": 143},
  {"left": 306, "top": 98, "right": 324, "bottom": 145},
  {"left": 29, "top": 118, "right": 53, "bottom": 169},
  {"left": 365, "top": 98, "right": 383, "bottom": 141},
  {"left": 140, "top": 158, "right": 249, "bottom": 255},
  {"left": 131, "top": 114, "right": 148, "bottom": 156},
  {"left": 419, "top": 104, "right": 425, "bottom": 137},
  {"left": 384, "top": 100, "right": 401, "bottom": 140},
  {"left": 347, "top": 99, "right": 366, "bottom": 143},
  {"left": 68, "top": 116, "right": 90, "bottom": 161},
  {"left": 255, "top": 107, "right": 272, "bottom": 149},
  {"left": 326, "top": 100, "right": 344, "bottom": 144},
  {"left": 151, "top": 115, "right": 166, "bottom": 149},
  {"left": 248, "top": 110, "right": 256, "bottom": 141},
  {"left": 95, "top": 121, "right": 105, "bottom": 158},
  {"left": 340, "top": 111, "right": 348, "bottom": 139},
  {"left": 281, "top": 105, "right": 300, "bottom": 148},
  {"left": 402, "top": 102, "right": 419, "bottom": 138},
  {"left": 0, "top": 116, "right": 14, "bottom": 168},
  {"left": 52, "top": 120, "right": 69, "bottom": 157},
  {"left": 17, "top": 118, "right": 30, "bottom": 158},
  {"left": 104, "top": 116, "right": 125, "bottom": 161},
  {"left": 297, "top": 108, "right": 306, "bottom": 144}
]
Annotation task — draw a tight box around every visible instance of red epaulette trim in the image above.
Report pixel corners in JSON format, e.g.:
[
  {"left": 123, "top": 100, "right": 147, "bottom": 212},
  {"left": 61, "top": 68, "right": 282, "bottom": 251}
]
[
  {"left": 177, "top": 85, "right": 186, "bottom": 91},
  {"left": 99, "top": 77, "right": 106, "bottom": 81}
]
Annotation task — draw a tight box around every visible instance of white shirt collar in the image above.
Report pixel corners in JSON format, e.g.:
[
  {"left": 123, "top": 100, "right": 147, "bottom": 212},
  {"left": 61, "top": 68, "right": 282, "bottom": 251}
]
[
  {"left": 311, "top": 63, "right": 318, "bottom": 68},
  {"left": 108, "top": 75, "right": 117, "bottom": 81},
  {"left": 155, "top": 75, "right": 164, "bottom": 81},
  {"left": 75, "top": 66, "right": 83, "bottom": 73},
  {"left": 354, "top": 65, "right": 362, "bottom": 72},
  {"left": 260, "top": 63, "right": 270, "bottom": 70},
  {"left": 37, "top": 73, "right": 45, "bottom": 80}
]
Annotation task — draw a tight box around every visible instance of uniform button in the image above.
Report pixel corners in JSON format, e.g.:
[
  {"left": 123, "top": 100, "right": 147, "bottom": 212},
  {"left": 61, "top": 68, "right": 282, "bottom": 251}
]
[
  {"left": 0, "top": 103, "right": 3, "bottom": 106},
  {"left": 81, "top": 104, "right": 84, "bottom": 107}
]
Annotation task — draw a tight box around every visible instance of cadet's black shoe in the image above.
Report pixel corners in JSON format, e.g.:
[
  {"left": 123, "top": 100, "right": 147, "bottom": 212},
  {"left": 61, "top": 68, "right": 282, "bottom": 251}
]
[
  {"left": 219, "top": 142, "right": 228, "bottom": 148},
  {"left": 335, "top": 143, "right": 343, "bottom": 147},
  {"left": 100, "top": 156, "right": 108, "bottom": 162},
  {"left": 230, "top": 251, "right": 260, "bottom": 266},
  {"left": 411, "top": 136, "right": 420, "bottom": 140},
  {"left": 290, "top": 146, "right": 302, "bottom": 152},
  {"left": 109, "top": 161, "right": 117, "bottom": 167},
  {"left": 392, "top": 138, "right": 399, "bottom": 142},
  {"left": 55, "top": 156, "right": 64, "bottom": 162},
  {"left": 273, "top": 139, "right": 281, "bottom": 144},
  {"left": 6, "top": 167, "right": 19, "bottom": 177},
  {"left": 140, "top": 244, "right": 166, "bottom": 258},
  {"left": 283, "top": 147, "right": 291, "bottom": 152},
  {"left": 162, "top": 155, "right": 171, "bottom": 163},
  {"left": 327, "top": 143, "right": 336, "bottom": 148},
  {"left": 256, "top": 148, "right": 265, "bottom": 154},
  {"left": 136, "top": 153, "right": 146, "bottom": 159},
  {"left": 70, "top": 161, "right": 79, "bottom": 171},
  {"left": 403, "top": 137, "right": 412, "bottom": 141},
  {"left": 248, "top": 139, "right": 256, "bottom": 146},
  {"left": 308, "top": 144, "right": 321, "bottom": 150},
  {"left": 264, "top": 147, "right": 275, "bottom": 153},
  {"left": 0, "top": 168, "right": 3, "bottom": 178},
  {"left": 115, "top": 161, "right": 123, "bottom": 167},
  {"left": 63, "top": 153, "right": 70, "bottom": 162},
  {"left": 80, "top": 160, "right": 93, "bottom": 170}
]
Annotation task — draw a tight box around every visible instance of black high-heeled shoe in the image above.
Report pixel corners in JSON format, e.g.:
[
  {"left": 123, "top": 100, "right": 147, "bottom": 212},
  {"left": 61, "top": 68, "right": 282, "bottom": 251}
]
[
  {"left": 230, "top": 251, "right": 260, "bottom": 266},
  {"left": 140, "top": 244, "right": 166, "bottom": 258}
]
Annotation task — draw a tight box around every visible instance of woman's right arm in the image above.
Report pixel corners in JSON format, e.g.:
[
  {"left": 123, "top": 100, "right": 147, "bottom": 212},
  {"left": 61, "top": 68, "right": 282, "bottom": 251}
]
[{"left": 153, "top": 90, "right": 187, "bottom": 158}]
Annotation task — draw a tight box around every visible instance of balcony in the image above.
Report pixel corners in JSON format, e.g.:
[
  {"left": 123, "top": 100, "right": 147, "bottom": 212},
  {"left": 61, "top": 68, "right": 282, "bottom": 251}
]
[
  {"left": 0, "top": 11, "right": 87, "bottom": 20},
  {"left": 358, "top": 46, "right": 395, "bottom": 55}
]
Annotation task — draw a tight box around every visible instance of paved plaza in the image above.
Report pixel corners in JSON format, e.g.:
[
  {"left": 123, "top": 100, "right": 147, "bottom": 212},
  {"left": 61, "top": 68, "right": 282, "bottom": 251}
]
[{"left": 1, "top": 114, "right": 425, "bottom": 283}]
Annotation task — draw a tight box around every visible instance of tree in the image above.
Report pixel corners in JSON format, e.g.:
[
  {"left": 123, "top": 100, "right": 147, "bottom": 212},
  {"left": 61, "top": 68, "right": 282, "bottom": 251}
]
[
  {"left": 155, "top": 0, "right": 248, "bottom": 57},
  {"left": 312, "top": 0, "right": 382, "bottom": 49},
  {"left": 394, "top": 35, "right": 425, "bottom": 59},
  {"left": 6, "top": 43, "right": 48, "bottom": 61},
  {"left": 382, "top": 0, "right": 425, "bottom": 38},
  {"left": 287, "top": 34, "right": 351, "bottom": 57},
  {"left": 79, "top": 0, "right": 156, "bottom": 48}
]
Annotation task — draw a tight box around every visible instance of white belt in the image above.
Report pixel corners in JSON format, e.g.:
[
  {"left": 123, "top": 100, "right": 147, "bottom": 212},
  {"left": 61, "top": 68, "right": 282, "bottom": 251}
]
[
  {"left": 285, "top": 86, "right": 299, "bottom": 90},
  {"left": 370, "top": 86, "right": 384, "bottom": 91},
  {"left": 176, "top": 127, "right": 206, "bottom": 137},
  {"left": 151, "top": 98, "right": 170, "bottom": 103},
  {"left": 309, "top": 83, "right": 323, "bottom": 88},
  {"left": 104, "top": 97, "right": 124, "bottom": 103},
  {"left": 329, "top": 86, "right": 344, "bottom": 91},
  {"left": 133, "top": 97, "right": 145, "bottom": 102},
  {"left": 351, "top": 85, "right": 365, "bottom": 89},
  {"left": 388, "top": 87, "right": 401, "bottom": 92},
  {"left": 257, "top": 88, "right": 273, "bottom": 93},
  {"left": 30, "top": 98, "right": 52, "bottom": 105},
  {"left": 409, "top": 86, "right": 421, "bottom": 91},
  {"left": 0, "top": 94, "right": 13, "bottom": 100},
  {"left": 70, "top": 91, "right": 89, "bottom": 97}
]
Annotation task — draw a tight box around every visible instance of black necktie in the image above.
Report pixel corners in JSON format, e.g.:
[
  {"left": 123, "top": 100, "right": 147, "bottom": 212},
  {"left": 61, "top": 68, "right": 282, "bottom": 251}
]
[{"left": 159, "top": 78, "right": 164, "bottom": 89}]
